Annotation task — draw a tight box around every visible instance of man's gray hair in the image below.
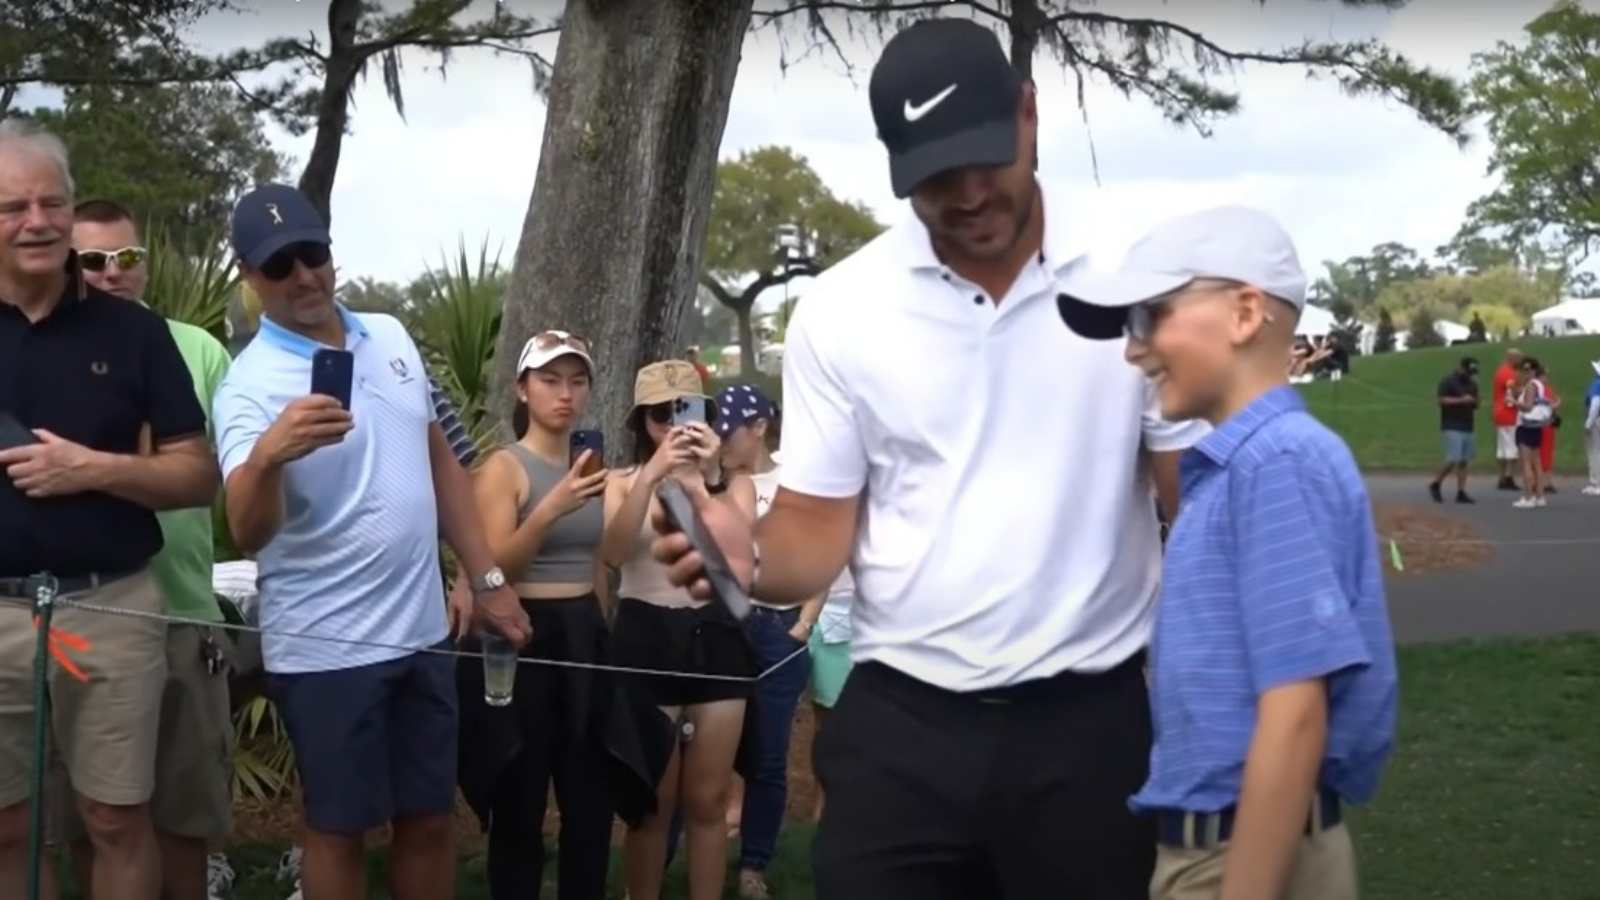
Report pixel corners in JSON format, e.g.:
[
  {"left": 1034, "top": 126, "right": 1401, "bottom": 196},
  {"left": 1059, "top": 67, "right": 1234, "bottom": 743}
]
[{"left": 0, "top": 118, "right": 75, "bottom": 196}]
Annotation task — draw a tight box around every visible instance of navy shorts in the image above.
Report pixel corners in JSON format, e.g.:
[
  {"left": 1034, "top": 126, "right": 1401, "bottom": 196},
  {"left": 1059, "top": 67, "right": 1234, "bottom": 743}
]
[{"left": 268, "top": 645, "right": 459, "bottom": 834}]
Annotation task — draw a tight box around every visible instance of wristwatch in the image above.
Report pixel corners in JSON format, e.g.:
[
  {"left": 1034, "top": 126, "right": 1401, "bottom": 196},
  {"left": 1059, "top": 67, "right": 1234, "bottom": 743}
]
[{"left": 470, "top": 566, "right": 508, "bottom": 594}]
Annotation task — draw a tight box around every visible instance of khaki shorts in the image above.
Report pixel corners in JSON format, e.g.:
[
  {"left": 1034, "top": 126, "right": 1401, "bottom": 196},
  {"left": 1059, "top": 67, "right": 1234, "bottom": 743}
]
[
  {"left": 0, "top": 571, "right": 166, "bottom": 808},
  {"left": 51, "top": 624, "right": 234, "bottom": 841},
  {"left": 1151, "top": 822, "right": 1357, "bottom": 900}
]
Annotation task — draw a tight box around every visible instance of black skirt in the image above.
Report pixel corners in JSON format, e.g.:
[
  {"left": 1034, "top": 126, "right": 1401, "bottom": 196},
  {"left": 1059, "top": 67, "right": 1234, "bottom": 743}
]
[
  {"left": 456, "top": 594, "right": 661, "bottom": 828},
  {"left": 610, "top": 597, "right": 757, "bottom": 706}
]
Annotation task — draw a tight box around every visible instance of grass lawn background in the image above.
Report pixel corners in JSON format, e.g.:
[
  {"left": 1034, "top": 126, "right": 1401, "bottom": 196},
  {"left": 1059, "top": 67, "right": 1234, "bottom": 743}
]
[
  {"left": 73, "top": 634, "right": 1597, "bottom": 900},
  {"left": 1300, "top": 335, "right": 1600, "bottom": 473}
]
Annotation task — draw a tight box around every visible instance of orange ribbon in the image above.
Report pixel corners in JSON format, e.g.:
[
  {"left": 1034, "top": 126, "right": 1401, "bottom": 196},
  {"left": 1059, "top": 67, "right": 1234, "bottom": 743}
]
[{"left": 32, "top": 616, "right": 91, "bottom": 682}]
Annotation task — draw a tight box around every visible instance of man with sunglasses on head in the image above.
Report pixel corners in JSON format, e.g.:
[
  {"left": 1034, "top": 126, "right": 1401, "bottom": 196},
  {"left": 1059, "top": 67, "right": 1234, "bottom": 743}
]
[
  {"left": 0, "top": 120, "right": 219, "bottom": 900},
  {"left": 65, "top": 198, "right": 237, "bottom": 900},
  {"left": 211, "top": 183, "right": 530, "bottom": 900},
  {"left": 650, "top": 19, "right": 1206, "bottom": 900}
]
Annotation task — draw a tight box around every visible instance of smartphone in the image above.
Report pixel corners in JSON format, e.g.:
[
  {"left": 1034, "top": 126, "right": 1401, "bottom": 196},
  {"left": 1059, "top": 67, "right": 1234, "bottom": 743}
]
[
  {"left": 310, "top": 348, "right": 355, "bottom": 410},
  {"left": 656, "top": 479, "right": 751, "bottom": 622},
  {"left": 569, "top": 429, "right": 605, "bottom": 477},
  {"left": 671, "top": 395, "right": 708, "bottom": 428},
  {"left": 0, "top": 412, "right": 37, "bottom": 451}
]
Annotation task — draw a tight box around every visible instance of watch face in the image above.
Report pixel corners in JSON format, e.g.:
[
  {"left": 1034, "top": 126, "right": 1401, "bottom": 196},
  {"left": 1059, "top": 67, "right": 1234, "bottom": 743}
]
[{"left": 480, "top": 568, "right": 506, "bottom": 590}]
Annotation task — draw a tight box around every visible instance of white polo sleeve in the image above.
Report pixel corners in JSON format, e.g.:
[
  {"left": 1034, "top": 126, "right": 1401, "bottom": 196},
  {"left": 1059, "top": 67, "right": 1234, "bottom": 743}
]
[
  {"left": 213, "top": 374, "right": 271, "bottom": 482},
  {"left": 1140, "top": 375, "right": 1210, "bottom": 452},
  {"left": 777, "top": 302, "right": 868, "bottom": 498}
]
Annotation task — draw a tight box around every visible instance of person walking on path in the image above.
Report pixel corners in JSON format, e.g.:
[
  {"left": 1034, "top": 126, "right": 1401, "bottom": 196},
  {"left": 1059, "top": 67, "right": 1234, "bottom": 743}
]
[
  {"left": 1584, "top": 360, "right": 1600, "bottom": 496},
  {"left": 1430, "top": 357, "right": 1479, "bottom": 504},
  {"left": 1492, "top": 348, "right": 1524, "bottom": 491},
  {"left": 648, "top": 19, "right": 1206, "bottom": 899}
]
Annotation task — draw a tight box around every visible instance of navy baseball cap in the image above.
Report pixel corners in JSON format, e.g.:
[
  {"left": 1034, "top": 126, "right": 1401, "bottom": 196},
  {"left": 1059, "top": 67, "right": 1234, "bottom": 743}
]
[
  {"left": 869, "top": 18, "right": 1023, "bottom": 198},
  {"left": 714, "top": 384, "right": 778, "bottom": 438},
  {"left": 230, "top": 184, "right": 331, "bottom": 268}
]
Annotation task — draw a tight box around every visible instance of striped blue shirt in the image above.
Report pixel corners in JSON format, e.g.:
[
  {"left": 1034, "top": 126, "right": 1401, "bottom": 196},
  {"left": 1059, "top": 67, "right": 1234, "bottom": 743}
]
[{"left": 1130, "top": 386, "right": 1397, "bottom": 814}]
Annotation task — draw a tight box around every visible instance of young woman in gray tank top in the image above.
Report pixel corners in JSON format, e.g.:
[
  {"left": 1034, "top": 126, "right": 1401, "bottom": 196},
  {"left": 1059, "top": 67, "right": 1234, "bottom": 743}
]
[{"left": 454, "top": 330, "right": 614, "bottom": 900}]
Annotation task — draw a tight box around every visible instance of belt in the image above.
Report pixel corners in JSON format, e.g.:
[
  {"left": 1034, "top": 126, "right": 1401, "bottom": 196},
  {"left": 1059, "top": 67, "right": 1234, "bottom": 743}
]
[
  {"left": 1154, "top": 788, "right": 1343, "bottom": 850},
  {"left": 0, "top": 568, "right": 138, "bottom": 600}
]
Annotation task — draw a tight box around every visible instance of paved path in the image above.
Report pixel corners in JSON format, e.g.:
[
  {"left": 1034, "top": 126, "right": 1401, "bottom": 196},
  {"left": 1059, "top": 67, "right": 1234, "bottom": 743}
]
[{"left": 1367, "top": 473, "right": 1600, "bottom": 644}]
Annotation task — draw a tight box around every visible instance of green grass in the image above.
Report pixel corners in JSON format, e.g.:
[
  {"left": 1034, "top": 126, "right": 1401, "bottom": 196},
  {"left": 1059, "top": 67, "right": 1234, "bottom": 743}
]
[
  {"left": 54, "top": 635, "right": 1597, "bottom": 900},
  {"left": 1303, "top": 335, "right": 1600, "bottom": 472}
]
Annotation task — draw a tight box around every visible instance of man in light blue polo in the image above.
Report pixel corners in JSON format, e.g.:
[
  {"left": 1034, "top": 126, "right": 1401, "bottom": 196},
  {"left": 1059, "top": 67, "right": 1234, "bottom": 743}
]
[{"left": 212, "top": 184, "right": 530, "bottom": 900}]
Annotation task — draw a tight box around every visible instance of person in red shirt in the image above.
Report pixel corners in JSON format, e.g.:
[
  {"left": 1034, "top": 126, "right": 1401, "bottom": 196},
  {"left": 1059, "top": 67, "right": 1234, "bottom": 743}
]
[
  {"left": 1541, "top": 377, "right": 1562, "bottom": 491},
  {"left": 1492, "top": 349, "right": 1525, "bottom": 490},
  {"left": 686, "top": 346, "right": 713, "bottom": 387}
]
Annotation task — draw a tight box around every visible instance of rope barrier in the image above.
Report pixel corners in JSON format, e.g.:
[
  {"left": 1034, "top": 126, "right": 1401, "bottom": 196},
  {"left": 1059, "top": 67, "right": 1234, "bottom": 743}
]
[{"left": 0, "top": 591, "right": 813, "bottom": 683}]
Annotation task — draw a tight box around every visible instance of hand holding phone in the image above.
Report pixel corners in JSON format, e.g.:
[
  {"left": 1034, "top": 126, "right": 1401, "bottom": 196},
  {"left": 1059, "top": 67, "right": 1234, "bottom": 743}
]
[
  {"left": 259, "top": 395, "right": 353, "bottom": 466},
  {"left": 655, "top": 479, "right": 752, "bottom": 622}
]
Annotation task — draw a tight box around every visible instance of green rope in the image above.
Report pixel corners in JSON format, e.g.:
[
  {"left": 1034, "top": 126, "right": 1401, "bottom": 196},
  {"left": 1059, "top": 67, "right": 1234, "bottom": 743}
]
[{"left": 26, "top": 576, "right": 56, "bottom": 900}]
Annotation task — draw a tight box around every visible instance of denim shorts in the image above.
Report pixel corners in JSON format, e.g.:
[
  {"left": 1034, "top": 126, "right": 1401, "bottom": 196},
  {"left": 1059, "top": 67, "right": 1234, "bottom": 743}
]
[
  {"left": 268, "top": 644, "right": 458, "bottom": 834},
  {"left": 1440, "top": 430, "right": 1475, "bottom": 463}
]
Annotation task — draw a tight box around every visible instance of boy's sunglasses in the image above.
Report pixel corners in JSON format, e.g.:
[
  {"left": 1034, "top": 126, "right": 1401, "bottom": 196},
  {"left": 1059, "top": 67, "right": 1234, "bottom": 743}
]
[
  {"left": 258, "top": 242, "right": 332, "bottom": 281},
  {"left": 78, "top": 247, "right": 147, "bottom": 272},
  {"left": 1125, "top": 281, "right": 1250, "bottom": 342}
]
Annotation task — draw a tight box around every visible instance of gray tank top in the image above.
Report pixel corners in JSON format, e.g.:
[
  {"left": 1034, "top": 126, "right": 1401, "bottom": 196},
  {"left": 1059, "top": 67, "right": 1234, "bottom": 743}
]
[{"left": 506, "top": 443, "right": 602, "bottom": 584}]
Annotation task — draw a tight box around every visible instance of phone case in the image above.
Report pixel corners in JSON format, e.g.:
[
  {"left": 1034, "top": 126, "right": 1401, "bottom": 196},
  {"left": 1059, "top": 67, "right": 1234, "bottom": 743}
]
[
  {"left": 311, "top": 349, "right": 355, "bottom": 410},
  {"left": 570, "top": 430, "right": 605, "bottom": 477},
  {"left": 656, "top": 479, "right": 751, "bottom": 622}
]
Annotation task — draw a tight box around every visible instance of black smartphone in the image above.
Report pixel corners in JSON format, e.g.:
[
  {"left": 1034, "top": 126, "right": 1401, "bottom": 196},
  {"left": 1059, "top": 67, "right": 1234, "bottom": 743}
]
[
  {"left": 671, "top": 395, "right": 708, "bottom": 428},
  {"left": 0, "top": 412, "right": 37, "bottom": 451},
  {"left": 655, "top": 479, "right": 751, "bottom": 622},
  {"left": 569, "top": 429, "right": 605, "bottom": 477},
  {"left": 310, "top": 348, "right": 355, "bottom": 410}
]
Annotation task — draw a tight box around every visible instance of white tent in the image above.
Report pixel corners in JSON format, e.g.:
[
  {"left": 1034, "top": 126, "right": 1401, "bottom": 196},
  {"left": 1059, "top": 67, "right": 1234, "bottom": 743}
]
[
  {"left": 1435, "top": 320, "right": 1471, "bottom": 344},
  {"left": 1297, "top": 304, "right": 1336, "bottom": 338},
  {"left": 1530, "top": 298, "right": 1600, "bottom": 336}
]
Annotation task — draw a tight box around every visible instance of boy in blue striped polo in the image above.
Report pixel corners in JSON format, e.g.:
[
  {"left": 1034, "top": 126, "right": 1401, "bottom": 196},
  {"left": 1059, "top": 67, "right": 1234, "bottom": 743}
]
[{"left": 1057, "top": 207, "right": 1397, "bottom": 900}]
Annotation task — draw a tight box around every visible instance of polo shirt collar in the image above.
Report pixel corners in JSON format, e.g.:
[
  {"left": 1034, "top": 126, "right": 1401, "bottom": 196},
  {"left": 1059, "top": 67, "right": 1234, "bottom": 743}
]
[
  {"left": 257, "top": 302, "right": 369, "bottom": 359},
  {"left": 899, "top": 178, "right": 1077, "bottom": 275},
  {"left": 1192, "top": 385, "right": 1304, "bottom": 467}
]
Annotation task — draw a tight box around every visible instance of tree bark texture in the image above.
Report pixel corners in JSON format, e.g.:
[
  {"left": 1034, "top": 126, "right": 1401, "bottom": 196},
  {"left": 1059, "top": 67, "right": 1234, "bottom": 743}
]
[
  {"left": 490, "top": 0, "right": 756, "bottom": 459},
  {"left": 297, "top": 0, "right": 363, "bottom": 226}
]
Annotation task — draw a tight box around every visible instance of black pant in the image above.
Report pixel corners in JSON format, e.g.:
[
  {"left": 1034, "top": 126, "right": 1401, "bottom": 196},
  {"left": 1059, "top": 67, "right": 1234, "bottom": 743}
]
[
  {"left": 466, "top": 598, "right": 614, "bottom": 900},
  {"left": 813, "top": 656, "right": 1155, "bottom": 900}
]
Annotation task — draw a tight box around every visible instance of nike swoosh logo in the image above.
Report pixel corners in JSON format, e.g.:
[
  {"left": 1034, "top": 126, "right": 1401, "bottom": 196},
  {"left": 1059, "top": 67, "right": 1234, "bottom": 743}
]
[{"left": 904, "top": 83, "right": 958, "bottom": 122}]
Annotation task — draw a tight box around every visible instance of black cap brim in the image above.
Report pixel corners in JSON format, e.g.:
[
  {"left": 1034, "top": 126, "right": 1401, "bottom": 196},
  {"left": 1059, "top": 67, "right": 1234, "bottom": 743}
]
[
  {"left": 1055, "top": 270, "right": 1195, "bottom": 340},
  {"left": 241, "top": 227, "right": 332, "bottom": 268},
  {"left": 889, "top": 118, "right": 1017, "bottom": 198}
]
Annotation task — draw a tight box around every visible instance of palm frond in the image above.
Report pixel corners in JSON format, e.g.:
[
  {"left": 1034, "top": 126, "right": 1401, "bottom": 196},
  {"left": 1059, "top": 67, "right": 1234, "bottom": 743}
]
[
  {"left": 407, "top": 235, "right": 506, "bottom": 456},
  {"left": 143, "top": 224, "right": 237, "bottom": 340}
]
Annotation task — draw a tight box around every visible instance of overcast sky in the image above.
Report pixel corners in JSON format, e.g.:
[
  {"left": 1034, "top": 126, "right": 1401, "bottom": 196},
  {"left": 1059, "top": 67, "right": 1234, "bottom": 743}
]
[{"left": 42, "top": 1, "right": 1597, "bottom": 304}]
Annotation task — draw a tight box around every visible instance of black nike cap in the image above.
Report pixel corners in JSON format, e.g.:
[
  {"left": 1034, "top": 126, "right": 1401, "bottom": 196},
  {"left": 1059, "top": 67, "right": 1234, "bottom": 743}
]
[{"left": 868, "top": 18, "right": 1024, "bottom": 199}]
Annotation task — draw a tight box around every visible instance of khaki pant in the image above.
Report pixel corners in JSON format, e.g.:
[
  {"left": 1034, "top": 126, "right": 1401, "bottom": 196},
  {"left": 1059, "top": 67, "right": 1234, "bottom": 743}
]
[
  {"left": 51, "top": 624, "right": 234, "bottom": 841},
  {"left": 1151, "top": 823, "right": 1357, "bottom": 900},
  {"left": 0, "top": 571, "right": 166, "bottom": 808}
]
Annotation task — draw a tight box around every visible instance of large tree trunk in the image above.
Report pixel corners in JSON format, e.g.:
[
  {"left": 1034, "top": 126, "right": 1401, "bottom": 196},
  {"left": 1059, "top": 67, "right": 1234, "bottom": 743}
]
[
  {"left": 490, "top": 0, "right": 756, "bottom": 460},
  {"left": 297, "top": 0, "right": 364, "bottom": 226},
  {"left": 735, "top": 303, "right": 756, "bottom": 378}
]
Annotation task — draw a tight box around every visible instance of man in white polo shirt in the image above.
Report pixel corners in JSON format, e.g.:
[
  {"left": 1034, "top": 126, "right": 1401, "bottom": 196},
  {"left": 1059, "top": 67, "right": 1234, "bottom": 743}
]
[
  {"left": 212, "top": 184, "right": 529, "bottom": 900},
  {"left": 653, "top": 19, "right": 1205, "bottom": 899}
]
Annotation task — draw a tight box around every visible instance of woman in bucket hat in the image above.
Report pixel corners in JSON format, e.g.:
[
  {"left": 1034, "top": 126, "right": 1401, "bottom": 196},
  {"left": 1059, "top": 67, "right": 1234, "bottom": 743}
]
[{"left": 602, "top": 360, "right": 758, "bottom": 900}]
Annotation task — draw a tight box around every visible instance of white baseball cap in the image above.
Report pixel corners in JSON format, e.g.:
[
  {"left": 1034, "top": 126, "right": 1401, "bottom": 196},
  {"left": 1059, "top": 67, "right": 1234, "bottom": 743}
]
[
  {"left": 1056, "top": 206, "right": 1307, "bottom": 340},
  {"left": 516, "top": 330, "right": 594, "bottom": 375}
]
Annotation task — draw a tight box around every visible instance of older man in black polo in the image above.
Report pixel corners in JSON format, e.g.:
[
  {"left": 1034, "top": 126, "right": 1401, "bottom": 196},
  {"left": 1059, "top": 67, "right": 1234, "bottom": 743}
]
[{"left": 0, "top": 119, "right": 217, "bottom": 900}]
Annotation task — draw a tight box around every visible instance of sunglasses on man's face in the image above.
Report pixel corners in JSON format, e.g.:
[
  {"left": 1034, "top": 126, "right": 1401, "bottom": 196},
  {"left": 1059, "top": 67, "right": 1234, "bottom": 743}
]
[
  {"left": 77, "top": 247, "right": 147, "bottom": 272},
  {"left": 258, "top": 242, "right": 332, "bottom": 281}
]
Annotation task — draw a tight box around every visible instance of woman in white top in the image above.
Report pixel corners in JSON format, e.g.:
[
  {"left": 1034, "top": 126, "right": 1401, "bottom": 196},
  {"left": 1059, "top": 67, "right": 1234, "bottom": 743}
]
[
  {"left": 1514, "top": 357, "right": 1558, "bottom": 508},
  {"left": 602, "top": 360, "right": 757, "bottom": 900},
  {"left": 712, "top": 384, "right": 820, "bottom": 900}
]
